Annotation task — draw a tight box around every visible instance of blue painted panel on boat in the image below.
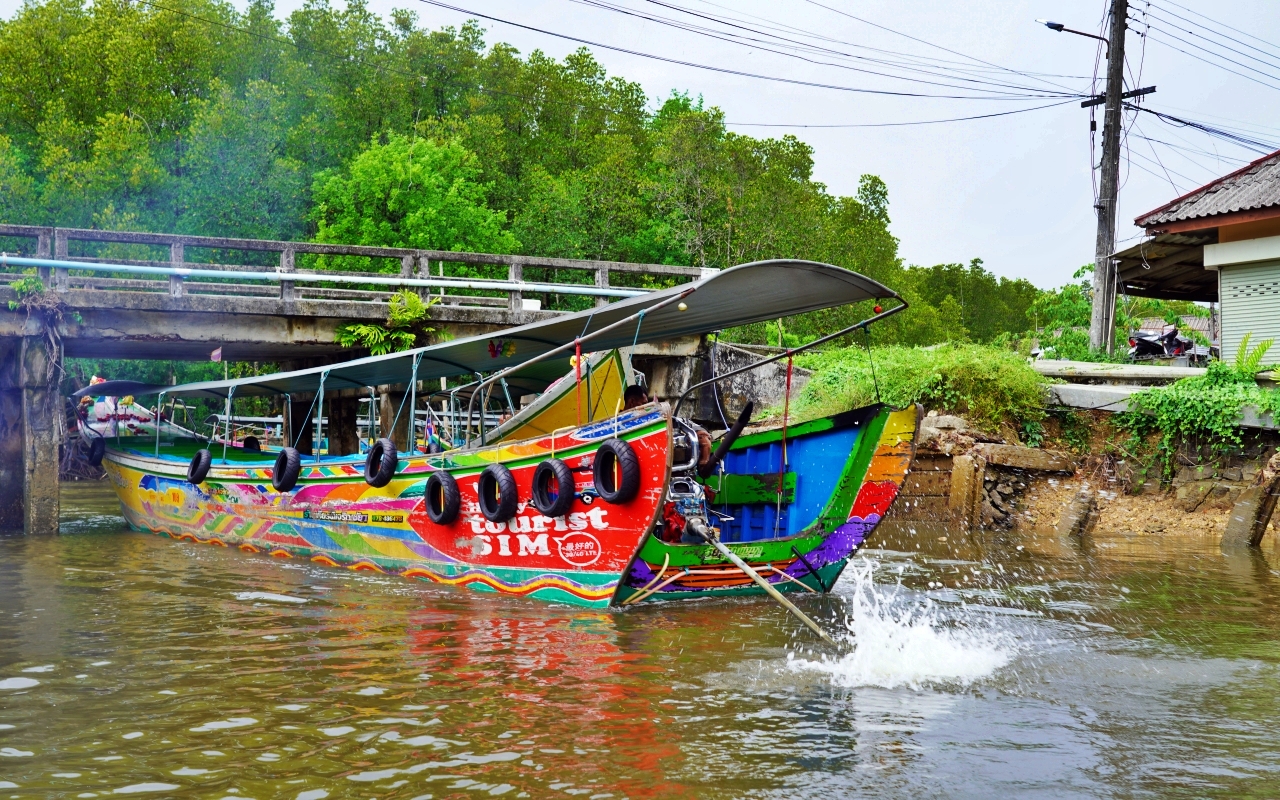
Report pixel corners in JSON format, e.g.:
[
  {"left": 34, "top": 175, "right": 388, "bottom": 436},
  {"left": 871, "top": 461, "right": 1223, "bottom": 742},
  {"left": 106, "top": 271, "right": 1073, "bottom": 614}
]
[{"left": 713, "top": 422, "right": 863, "bottom": 542}]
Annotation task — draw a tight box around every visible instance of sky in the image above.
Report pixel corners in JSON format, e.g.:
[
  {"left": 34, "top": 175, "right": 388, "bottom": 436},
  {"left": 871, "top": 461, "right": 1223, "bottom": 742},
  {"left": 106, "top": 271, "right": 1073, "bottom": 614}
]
[{"left": 4, "top": 0, "right": 1279, "bottom": 290}]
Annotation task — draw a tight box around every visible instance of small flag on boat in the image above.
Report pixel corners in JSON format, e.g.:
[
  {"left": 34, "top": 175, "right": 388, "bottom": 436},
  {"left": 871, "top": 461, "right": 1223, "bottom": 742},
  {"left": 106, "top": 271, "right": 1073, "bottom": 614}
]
[{"left": 210, "top": 347, "right": 222, "bottom": 363}]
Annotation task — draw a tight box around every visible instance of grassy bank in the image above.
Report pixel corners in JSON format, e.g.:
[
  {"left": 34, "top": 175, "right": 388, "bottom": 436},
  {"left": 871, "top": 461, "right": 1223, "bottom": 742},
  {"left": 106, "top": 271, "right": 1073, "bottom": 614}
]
[{"left": 782, "top": 343, "right": 1048, "bottom": 435}]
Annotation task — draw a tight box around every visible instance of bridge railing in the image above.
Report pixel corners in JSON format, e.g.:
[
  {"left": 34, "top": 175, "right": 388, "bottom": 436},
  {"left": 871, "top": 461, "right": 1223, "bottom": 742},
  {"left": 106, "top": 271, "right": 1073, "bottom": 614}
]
[{"left": 0, "top": 224, "right": 712, "bottom": 314}]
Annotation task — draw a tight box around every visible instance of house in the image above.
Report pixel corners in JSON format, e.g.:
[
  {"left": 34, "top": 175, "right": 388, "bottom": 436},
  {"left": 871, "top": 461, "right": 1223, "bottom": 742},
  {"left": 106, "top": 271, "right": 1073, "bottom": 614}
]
[{"left": 1114, "top": 148, "right": 1280, "bottom": 359}]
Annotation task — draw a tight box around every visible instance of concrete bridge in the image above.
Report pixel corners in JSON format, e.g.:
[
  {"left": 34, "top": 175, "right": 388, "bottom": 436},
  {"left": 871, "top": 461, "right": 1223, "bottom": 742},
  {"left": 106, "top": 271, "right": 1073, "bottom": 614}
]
[{"left": 0, "top": 224, "right": 716, "bottom": 534}]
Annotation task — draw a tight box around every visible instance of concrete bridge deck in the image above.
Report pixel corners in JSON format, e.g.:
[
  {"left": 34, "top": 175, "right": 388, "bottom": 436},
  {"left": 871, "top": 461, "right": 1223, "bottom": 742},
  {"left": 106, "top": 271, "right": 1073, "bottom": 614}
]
[
  {"left": 0, "top": 224, "right": 710, "bottom": 360},
  {"left": 0, "top": 224, "right": 713, "bottom": 533}
]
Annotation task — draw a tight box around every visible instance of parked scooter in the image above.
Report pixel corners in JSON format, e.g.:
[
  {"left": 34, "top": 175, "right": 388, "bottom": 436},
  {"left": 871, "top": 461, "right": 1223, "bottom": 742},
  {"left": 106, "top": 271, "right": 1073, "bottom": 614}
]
[{"left": 1127, "top": 326, "right": 1209, "bottom": 363}]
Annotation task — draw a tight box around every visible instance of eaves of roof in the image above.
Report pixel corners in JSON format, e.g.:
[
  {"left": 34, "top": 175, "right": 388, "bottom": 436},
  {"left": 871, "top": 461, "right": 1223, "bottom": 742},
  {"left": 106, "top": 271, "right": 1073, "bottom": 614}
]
[{"left": 1135, "top": 148, "right": 1280, "bottom": 229}]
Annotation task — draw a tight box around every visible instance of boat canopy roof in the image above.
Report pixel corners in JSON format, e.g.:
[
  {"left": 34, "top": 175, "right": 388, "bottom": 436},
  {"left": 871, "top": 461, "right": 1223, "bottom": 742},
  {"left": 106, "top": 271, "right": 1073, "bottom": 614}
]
[{"left": 88, "top": 259, "right": 895, "bottom": 400}]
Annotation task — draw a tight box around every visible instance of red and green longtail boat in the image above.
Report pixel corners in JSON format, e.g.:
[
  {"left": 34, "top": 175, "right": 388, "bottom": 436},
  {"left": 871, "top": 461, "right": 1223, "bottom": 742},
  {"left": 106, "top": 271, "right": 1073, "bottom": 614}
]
[{"left": 84, "top": 260, "right": 916, "bottom": 608}]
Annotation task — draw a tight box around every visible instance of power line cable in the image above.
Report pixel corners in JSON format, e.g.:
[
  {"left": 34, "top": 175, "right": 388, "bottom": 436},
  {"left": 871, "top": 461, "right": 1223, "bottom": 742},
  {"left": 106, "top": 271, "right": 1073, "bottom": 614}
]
[
  {"left": 724, "top": 99, "right": 1076, "bottom": 128},
  {"left": 416, "top": 0, "right": 1078, "bottom": 100},
  {"left": 1143, "top": 5, "right": 1280, "bottom": 72},
  {"left": 1138, "top": 19, "right": 1280, "bottom": 87},
  {"left": 1151, "top": 0, "right": 1280, "bottom": 60},
  {"left": 1132, "top": 104, "right": 1280, "bottom": 154},
  {"left": 564, "top": 0, "right": 1073, "bottom": 97},
  {"left": 679, "top": 0, "right": 1093, "bottom": 81},
  {"left": 573, "top": 0, "right": 1080, "bottom": 97},
  {"left": 794, "top": 0, "right": 1083, "bottom": 95}
]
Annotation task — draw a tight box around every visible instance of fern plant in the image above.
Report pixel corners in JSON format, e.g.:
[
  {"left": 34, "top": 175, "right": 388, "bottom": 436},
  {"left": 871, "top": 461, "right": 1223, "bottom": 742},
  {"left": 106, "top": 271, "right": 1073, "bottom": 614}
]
[
  {"left": 1233, "top": 333, "right": 1276, "bottom": 377},
  {"left": 336, "top": 291, "right": 438, "bottom": 355}
]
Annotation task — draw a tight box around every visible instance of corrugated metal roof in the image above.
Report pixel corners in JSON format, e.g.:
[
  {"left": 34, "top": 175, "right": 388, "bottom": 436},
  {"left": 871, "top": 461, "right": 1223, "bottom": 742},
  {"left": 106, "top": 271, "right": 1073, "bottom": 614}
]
[
  {"left": 1136, "top": 316, "right": 1212, "bottom": 334},
  {"left": 1136, "top": 148, "right": 1280, "bottom": 227},
  {"left": 1113, "top": 231, "right": 1217, "bottom": 301}
]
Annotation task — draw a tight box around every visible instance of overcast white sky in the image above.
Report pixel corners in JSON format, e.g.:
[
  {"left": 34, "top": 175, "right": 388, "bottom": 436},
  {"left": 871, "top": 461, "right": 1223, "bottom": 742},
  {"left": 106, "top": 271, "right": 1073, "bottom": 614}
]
[{"left": 5, "top": 0, "right": 1280, "bottom": 289}]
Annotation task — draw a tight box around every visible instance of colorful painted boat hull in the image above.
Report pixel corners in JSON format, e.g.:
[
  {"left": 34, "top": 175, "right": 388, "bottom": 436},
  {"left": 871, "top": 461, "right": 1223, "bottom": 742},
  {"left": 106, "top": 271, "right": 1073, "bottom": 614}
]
[
  {"left": 102, "top": 403, "right": 916, "bottom": 608},
  {"left": 103, "top": 409, "right": 672, "bottom": 608},
  {"left": 615, "top": 405, "right": 917, "bottom": 604}
]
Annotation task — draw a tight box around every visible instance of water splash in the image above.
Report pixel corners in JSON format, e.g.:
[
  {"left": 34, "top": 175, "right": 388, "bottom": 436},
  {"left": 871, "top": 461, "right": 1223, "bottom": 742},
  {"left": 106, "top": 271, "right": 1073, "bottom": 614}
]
[{"left": 790, "top": 558, "right": 1014, "bottom": 690}]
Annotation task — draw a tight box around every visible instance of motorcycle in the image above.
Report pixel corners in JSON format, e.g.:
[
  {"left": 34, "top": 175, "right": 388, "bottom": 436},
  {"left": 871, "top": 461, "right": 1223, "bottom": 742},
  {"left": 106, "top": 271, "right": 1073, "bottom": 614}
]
[{"left": 1128, "top": 326, "right": 1210, "bottom": 364}]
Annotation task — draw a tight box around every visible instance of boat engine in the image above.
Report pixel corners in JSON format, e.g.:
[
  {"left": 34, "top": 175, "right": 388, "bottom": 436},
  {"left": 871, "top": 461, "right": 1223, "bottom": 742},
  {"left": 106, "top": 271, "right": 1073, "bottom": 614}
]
[{"left": 660, "top": 418, "right": 717, "bottom": 544}]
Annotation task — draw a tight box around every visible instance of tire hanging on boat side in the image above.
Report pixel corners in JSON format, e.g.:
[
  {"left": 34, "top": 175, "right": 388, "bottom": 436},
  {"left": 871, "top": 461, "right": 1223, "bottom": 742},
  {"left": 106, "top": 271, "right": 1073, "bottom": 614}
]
[
  {"left": 424, "top": 471, "right": 461, "bottom": 524},
  {"left": 477, "top": 464, "right": 518, "bottom": 522},
  {"left": 531, "top": 458, "right": 575, "bottom": 518},
  {"left": 272, "top": 446, "right": 302, "bottom": 492},
  {"left": 187, "top": 448, "right": 212, "bottom": 485},
  {"left": 365, "top": 438, "right": 398, "bottom": 488},
  {"left": 593, "top": 438, "right": 640, "bottom": 504}
]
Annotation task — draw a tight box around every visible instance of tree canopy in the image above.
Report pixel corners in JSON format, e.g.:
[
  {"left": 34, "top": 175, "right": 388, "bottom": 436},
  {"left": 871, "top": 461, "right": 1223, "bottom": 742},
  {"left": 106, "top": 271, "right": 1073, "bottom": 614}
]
[{"left": 0, "top": 0, "right": 1044, "bottom": 347}]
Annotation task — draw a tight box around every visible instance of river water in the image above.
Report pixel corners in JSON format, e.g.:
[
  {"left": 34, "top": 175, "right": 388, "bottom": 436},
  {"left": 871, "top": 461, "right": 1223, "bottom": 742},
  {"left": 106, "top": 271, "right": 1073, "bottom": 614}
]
[{"left": 5, "top": 483, "right": 1280, "bottom": 798}]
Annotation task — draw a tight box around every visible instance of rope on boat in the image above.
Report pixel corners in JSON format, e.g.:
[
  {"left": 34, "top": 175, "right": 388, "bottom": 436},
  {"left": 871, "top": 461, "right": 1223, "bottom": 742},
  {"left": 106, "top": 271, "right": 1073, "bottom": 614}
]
[
  {"left": 388, "top": 355, "right": 420, "bottom": 448},
  {"left": 773, "top": 351, "right": 793, "bottom": 538},
  {"left": 624, "top": 566, "right": 688, "bottom": 606},
  {"left": 620, "top": 553, "right": 670, "bottom": 605},
  {"left": 293, "top": 389, "right": 321, "bottom": 450},
  {"left": 863, "top": 325, "right": 881, "bottom": 403}
]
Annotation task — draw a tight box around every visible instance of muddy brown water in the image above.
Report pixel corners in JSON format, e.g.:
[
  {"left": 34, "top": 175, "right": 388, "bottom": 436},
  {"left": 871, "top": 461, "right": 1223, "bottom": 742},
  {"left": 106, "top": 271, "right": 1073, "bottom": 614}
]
[{"left": 5, "top": 483, "right": 1280, "bottom": 797}]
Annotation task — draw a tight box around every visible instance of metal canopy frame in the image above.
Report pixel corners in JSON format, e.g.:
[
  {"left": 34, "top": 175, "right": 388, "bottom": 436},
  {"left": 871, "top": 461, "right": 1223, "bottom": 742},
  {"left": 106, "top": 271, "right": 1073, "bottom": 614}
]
[{"left": 75, "top": 260, "right": 895, "bottom": 402}]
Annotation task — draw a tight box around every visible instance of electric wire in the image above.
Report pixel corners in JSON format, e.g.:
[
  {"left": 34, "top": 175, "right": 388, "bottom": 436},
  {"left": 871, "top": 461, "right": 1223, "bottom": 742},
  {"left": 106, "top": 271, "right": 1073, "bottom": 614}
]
[
  {"left": 795, "top": 0, "right": 1084, "bottom": 95},
  {"left": 416, "top": 0, "right": 1080, "bottom": 100},
  {"left": 1131, "top": 104, "right": 1280, "bottom": 154},
  {"left": 568, "top": 0, "right": 1080, "bottom": 97},
  {"left": 1142, "top": 5, "right": 1280, "bottom": 73},
  {"left": 724, "top": 99, "right": 1077, "bottom": 128},
  {"left": 678, "top": 0, "right": 1093, "bottom": 81},
  {"left": 1150, "top": 0, "right": 1280, "bottom": 62},
  {"left": 1138, "top": 21, "right": 1280, "bottom": 89}
]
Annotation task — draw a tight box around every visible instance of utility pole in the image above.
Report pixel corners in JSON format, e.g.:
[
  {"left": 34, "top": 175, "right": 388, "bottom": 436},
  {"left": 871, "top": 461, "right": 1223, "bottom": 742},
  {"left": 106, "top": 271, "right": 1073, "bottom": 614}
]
[{"left": 1089, "top": 0, "right": 1128, "bottom": 354}]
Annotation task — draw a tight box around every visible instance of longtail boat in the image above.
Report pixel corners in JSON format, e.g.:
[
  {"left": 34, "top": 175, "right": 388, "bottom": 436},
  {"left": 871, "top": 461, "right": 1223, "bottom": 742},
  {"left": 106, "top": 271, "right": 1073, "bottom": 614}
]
[{"left": 81, "top": 260, "right": 916, "bottom": 609}]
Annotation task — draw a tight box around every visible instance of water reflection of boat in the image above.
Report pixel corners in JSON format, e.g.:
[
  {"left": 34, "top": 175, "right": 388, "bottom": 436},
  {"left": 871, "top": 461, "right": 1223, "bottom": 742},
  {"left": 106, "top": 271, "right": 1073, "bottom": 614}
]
[{"left": 84, "top": 259, "right": 915, "bottom": 608}]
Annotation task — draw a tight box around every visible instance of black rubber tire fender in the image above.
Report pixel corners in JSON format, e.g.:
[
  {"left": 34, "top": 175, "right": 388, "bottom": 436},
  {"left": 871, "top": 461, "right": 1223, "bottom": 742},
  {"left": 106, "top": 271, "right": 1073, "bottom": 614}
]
[
  {"left": 364, "top": 438, "right": 398, "bottom": 488},
  {"left": 272, "top": 446, "right": 302, "bottom": 493},
  {"left": 531, "top": 458, "right": 575, "bottom": 518},
  {"left": 187, "top": 448, "right": 212, "bottom": 485},
  {"left": 424, "top": 471, "right": 461, "bottom": 525},
  {"left": 477, "top": 463, "right": 519, "bottom": 522},
  {"left": 593, "top": 438, "right": 640, "bottom": 504},
  {"left": 87, "top": 436, "right": 106, "bottom": 467}
]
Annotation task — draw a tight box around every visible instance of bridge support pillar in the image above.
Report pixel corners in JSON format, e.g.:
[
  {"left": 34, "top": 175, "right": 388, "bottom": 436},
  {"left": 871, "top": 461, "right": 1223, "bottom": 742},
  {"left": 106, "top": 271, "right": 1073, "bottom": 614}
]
[
  {"left": 0, "top": 339, "right": 24, "bottom": 528},
  {"left": 378, "top": 389, "right": 412, "bottom": 452},
  {"left": 21, "top": 335, "right": 61, "bottom": 534},
  {"left": 327, "top": 398, "right": 360, "bottom": 456},
  {"left": 0, "top": 334, "right": 62, "bottom": 533}
]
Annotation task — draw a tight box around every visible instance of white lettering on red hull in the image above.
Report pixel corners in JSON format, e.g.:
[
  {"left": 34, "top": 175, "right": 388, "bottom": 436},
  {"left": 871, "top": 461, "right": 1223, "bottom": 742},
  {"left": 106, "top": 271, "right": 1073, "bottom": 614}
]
[{"left": 453, "top": 507, "right": 613, "bottom": 565}]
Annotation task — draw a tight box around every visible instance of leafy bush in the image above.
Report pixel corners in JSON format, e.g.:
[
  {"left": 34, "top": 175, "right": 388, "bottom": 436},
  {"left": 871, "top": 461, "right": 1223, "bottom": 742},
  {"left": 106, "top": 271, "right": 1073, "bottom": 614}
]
[
  {"left": 782, "top": 343, "right": 1048, "bottom": 432},
  {"left": 1121, "top": 336, "right": 1280, "bottom": 473}
]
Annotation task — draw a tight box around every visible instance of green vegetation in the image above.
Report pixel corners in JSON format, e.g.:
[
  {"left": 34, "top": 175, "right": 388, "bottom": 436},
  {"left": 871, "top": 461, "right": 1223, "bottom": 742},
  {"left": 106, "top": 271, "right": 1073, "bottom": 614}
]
[
  {"left": 0, "top": 0, "right": 1051, "bottom": 346},
  {"left": 335, "top": 290, "right": 437, "bottom": 355},
  {"left": 786, "top": 344, "right": 1048, "bottom": 433},
  {"left": 1027, "top": 264, "right": 1209, "bottom": 361},
  {"left": 1120, "top": 336, "right": 1280, "bottom": 475}
]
